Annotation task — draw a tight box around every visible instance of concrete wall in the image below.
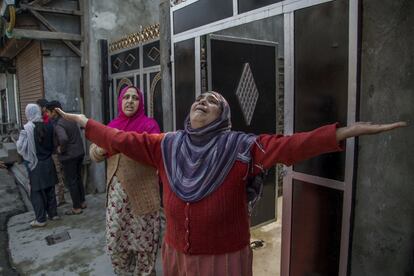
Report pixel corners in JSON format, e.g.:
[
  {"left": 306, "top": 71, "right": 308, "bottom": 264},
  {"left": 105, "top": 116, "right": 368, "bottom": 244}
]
[
  {"left": 0, "top": 73, "right": 18, "bottom": 126},
  {"left": 159, "top": 0, "right": 174, "bottom": 132},
  {"left": 85, "top": 0, "right": 160, "bottom": 192},
  {"left": 86, "top": 0, "right": 160, "bottom": 120},
  {"left": 0, "top": 74, "right": 6, "bottom": 90},
  {"left": 0, "top": 74, "right": 6, "bottom": 124},
  {"left": 42, "top": 44, "right": 81, "bottom": 112},
  {"left": 41, "top": 0, "right": 81, "bottom": 112},
  {"left": 6, "top": 73, "right": 18, "bottom": 125},
  {"left": 350, "top": 1, "right": 414, "bottom": 275}
]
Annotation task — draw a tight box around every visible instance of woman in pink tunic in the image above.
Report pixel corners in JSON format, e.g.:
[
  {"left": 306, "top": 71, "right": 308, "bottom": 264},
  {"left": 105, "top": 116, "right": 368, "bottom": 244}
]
[{"left": 90, "top": 86, "right": 161, "bottom": 275}]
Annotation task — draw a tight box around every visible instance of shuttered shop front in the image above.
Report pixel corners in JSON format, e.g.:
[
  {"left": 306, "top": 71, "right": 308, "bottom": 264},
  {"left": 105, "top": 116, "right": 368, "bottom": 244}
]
[{"left": 16, "top": 41, "right": 44, "bottom": 124}]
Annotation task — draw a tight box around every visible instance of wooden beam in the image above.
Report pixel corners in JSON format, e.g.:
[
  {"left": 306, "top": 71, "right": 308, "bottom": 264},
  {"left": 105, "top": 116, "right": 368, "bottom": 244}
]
[
  {"left": 79, "top": 0, "right": 86, "bottom": 66},
  {"left": 28, "top": 0, "right": 54, "bottom": 7},
  {"left": 0, "top": 38, "right": 32, "bottom": 59},
  {"left": 11, "top": 28, "right": 82, "bottom": 42},
  {"left": 79, "top": 0, "right": 88, "bottom": 116},
  {"left": 20, "top": 4, "right": 82, "bottom": 16},
  {"left": 28, "top": 9, "right": 82, "bottom": 56}
]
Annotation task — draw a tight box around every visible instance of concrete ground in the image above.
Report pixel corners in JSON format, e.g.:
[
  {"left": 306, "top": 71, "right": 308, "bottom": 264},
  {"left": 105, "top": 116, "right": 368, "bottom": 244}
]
[
  {"left": 0, "top": 168, "right": 26, "bottom": 276},
  {"left": 7, "top": 186, "right": 282, "bottom": 275},
  {"left": 8, "top": 193, "right": 163, "bottom": 276},
  {"left": 251, "top": 197, "right": 282, "bottom": 276}
]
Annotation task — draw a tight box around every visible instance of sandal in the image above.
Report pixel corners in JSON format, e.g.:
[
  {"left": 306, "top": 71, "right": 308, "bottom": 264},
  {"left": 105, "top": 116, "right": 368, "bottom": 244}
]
[
  {"left": 65, "top": 209, "right": 83, "bottom": 216},
  {"left": 30, "top": 220, "right": 47, "bottom": 227},
  {"left": 48, "top": 215, "right": 61, "bottom": 221},
  {"left": 57, "top": 200, "right": 67, "bottom": 207}
]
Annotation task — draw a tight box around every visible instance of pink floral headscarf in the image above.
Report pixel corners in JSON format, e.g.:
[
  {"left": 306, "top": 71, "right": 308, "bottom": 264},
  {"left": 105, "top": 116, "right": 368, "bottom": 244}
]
[{"left": 107, "top": 86, "right": 160, "bottom": 134}]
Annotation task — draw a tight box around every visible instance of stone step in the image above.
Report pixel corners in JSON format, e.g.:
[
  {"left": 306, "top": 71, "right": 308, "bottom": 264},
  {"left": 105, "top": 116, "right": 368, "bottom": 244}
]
[
  {"left": 0, "top": 143, "right": 19, "bottom": 164},
  {"left": 9, "top": 163, "right": 32, "bottom": 212}
]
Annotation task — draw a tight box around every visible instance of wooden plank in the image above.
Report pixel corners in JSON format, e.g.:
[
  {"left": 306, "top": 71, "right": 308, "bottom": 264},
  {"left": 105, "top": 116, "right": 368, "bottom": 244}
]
[
  {"left": 28, "top": 9, "right": 82, "bottom": 56},
  {"left": 79, "top": 0, "right": 86, "bottom": 67},
  {"left": 79, "top": 0, "right": 88, "bottom": 116},
  {"left": 28, "top": 0, "right": 54, "bottom": 6},
  {"left": 11, "top": 28, "right": 82, "bottom": 42},
  {"left": 0, "top": 38, "right": 32, "bottom": 59},
  {"left": 20, "top": 4, "right": 82, "bottom": 16}
]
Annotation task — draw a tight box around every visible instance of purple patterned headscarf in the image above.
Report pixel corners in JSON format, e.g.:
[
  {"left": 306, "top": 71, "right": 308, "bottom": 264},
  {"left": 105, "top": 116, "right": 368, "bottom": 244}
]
[{"left": 161, "top": 92, "right": 258, "bottom": 203}]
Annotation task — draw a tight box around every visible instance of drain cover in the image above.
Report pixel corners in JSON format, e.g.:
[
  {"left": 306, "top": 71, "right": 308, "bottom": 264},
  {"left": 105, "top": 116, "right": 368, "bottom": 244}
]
[{"left": 45, "top": 231, "right": 71, "bottom": 246}]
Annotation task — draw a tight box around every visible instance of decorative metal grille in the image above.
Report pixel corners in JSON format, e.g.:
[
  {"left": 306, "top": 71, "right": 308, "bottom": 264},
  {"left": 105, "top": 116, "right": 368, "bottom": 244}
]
[
  {"left": 125, "top": 53, "right": 136, "bottom": 67},
  {"left": 235, "top": 63, "right": 259, "bottom": 125},
  {"left": 109, "top": 24, "right": 160, "bottom": 52},
  {"left": 113, "top": 57, "right": 123, "bottom": 70},
  {"left": 149, "top": 72, "right": 162, "bottom": 117},
  {"left": 116, "top": 78, "right": 133, "bottom": 95},
  {"left": 147, "top": 46, "right": 160, "bottom": 62}
]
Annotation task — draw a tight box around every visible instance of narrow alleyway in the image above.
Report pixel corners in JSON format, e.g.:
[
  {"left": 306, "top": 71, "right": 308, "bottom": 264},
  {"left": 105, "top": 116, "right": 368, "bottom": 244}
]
[
  {"left": 0, "top": 168, "right": 26, "bottom": 275},
  {"left": 7, "top": 193, "right": 164, "bottom": 275},
  {"left": 8, "top": 193, "right": 113, "bottom": 275},
  {"left": 4, "top": 160, "right": 282, "bottom": 276},
  {"left": 6, "top": 185, "right": 282, "bottom": 275}
]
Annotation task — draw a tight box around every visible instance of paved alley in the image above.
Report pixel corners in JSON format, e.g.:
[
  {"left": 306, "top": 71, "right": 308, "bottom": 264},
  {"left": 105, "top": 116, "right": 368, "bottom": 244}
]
[
  {"left": 0, "top": 168, "right": 25, "bottom": 276},
  {"left": 8, "top": 193, "right": 163, "bottom": 275}
]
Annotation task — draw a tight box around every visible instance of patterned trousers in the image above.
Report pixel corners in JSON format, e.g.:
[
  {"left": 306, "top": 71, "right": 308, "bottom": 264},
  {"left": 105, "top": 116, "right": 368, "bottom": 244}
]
[
  {"left": 52, "top": 154, "right": 66, "bottom": 204},
  {"left": 106, "top": 177, "right": 161, "bottom": 276}
]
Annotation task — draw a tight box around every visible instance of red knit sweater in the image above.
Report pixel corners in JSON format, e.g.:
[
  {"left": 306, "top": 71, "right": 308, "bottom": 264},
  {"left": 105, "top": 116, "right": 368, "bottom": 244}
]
[{"left": 86, "top": 120, "right": 342, "bottom": 255}]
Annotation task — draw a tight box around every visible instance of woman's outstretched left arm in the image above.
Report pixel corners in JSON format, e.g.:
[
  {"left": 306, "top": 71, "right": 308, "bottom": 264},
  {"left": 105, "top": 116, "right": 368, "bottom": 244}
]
[
  {"left": 335, "top": 121, "right": 407, "bottom": 141},
  {"left": 252, "top": 121, "right": 407, "bottom": 170}
]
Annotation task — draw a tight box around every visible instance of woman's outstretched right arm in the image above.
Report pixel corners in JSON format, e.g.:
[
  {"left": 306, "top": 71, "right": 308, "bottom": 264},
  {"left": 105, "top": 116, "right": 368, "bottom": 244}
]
[{"left": 55, "top": 109, "right": 163, "bottom": 167}]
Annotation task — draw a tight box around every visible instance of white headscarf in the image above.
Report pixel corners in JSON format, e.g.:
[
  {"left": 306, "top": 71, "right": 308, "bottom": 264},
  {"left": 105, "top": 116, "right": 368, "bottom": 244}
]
[{"left": 16, "top": 104, "right": 43, "bottom": 171}]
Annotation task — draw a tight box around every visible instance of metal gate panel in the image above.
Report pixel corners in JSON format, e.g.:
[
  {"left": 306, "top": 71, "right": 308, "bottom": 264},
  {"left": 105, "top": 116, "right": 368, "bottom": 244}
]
[
  {"left": 108, "top": 39, "right": 161, "bottom": 122},
  {"left": 173, "top": 0, "right": 233, "bottom": 34},
  {"left": 293, "top": 0, "right": 348, "bottom": 182},
  {"left": 282, "top": 1, "right": 359, "bottom": 275},
  {"left": 173, "top": 39, "right": 195, "bottom": 130},
  {"left": 171, "top": 1, "right": 359, "bottom": 274},
  {"left": 238, "top": 0, "right": 283, "bottom": 14},
  {"left": 149, "top": 72, "right": 163, "bottom": 131},
  {"left": 207, "top": 35, "right": 278, "bottom": 226}
]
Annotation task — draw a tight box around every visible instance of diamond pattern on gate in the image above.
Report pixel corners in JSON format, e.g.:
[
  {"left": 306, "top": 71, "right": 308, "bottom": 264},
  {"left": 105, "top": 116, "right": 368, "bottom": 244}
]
[
  {"left": 235, "top": 63, "right": 259, "bottom": 126},
  {"left": 113, "top": 57, "right": 123, "bottom": 70},
  {"left": 125, "top": 53, "right": 136, "bottom": 67},
  {"left": 147, "top": 46, "right": 160, "bottom": 61}
]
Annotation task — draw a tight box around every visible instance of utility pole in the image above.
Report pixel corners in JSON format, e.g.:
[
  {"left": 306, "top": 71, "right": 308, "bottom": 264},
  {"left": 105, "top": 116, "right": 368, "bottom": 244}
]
[{"left": 159, "top": 0, "right": 173, "bottom": 131}]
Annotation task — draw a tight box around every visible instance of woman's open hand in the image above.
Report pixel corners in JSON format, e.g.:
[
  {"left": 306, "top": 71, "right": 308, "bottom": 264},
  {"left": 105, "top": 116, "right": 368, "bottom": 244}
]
[
  {"left": 336, "top": 121, "right": 407, "bottom": 141},
  {"left": 55, "top": 108, "right": 89, "bottom": 128},
  {"left": 96, "top": 146, "right": 107, "bottom": 156}
]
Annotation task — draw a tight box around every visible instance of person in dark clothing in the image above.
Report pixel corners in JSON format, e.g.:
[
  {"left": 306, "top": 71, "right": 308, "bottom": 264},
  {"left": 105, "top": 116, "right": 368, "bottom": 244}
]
[
  {"left": 36, "top": 98, "right": 67, "bottom": 206},
  {"left": 36, "top": 98, "right": 50, "bottom": 124},
  {"left": 45, "top": 101, "right": 86, "bottom": 215},
  {"left": 16, "top": 104, "right": 59, "bottom": 227}
]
